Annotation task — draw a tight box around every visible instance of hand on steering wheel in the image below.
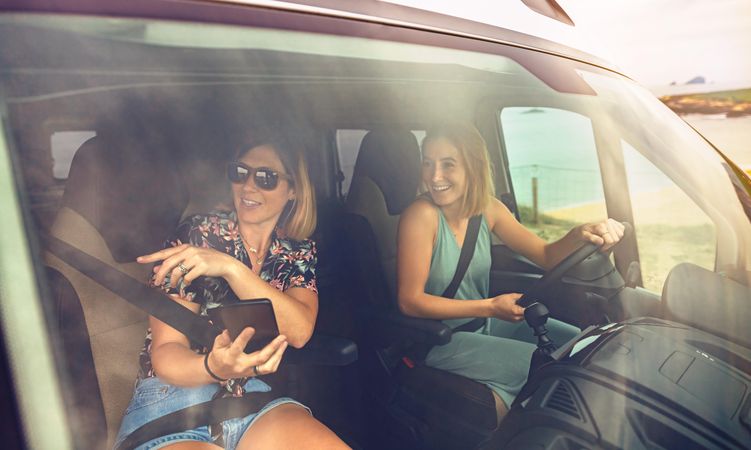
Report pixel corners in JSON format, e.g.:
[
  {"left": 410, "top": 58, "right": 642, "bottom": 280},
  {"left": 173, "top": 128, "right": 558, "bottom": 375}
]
[
  {"left": 517, "top": 222, "right": 632, "bottom": 309},
  {"left": 576, "top": 219, "right": 626, "bottom": 252}
]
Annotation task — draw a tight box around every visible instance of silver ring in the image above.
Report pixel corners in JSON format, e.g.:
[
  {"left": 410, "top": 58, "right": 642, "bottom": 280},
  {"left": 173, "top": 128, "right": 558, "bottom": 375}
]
[
  {"left": 178, "top": 263, "right": 189, "bottom": 275},
  {"left": 252, "top": 365, "right": 260, "bottom": 376}
]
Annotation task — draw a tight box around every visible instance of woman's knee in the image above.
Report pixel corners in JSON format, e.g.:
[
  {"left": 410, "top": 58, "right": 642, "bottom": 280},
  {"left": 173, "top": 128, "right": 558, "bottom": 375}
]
[{"left": 238, "top": 404, "right": 349, "bottom": 450}]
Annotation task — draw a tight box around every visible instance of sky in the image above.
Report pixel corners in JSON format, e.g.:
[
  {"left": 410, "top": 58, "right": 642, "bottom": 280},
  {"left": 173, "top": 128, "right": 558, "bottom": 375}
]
[
  {"left": 554, "top": 0, "right": 751, "bottom": 88},
  {"left": 385, "top": 0, "right": 751, "bottom": 89}
]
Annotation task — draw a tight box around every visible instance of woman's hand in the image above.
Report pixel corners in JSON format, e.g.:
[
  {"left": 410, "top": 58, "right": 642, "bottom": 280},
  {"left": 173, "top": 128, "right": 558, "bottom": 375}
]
[
  {"left": 575, "top": 219, "right": 625, "bottom": 252},
  {"left": 207, "top": 327, "right": 288, "bottom": 379},
  {"left": 489, "top": 293, "right": 525, "bottom": 322},
  {"left": 137, "top": 244, "right": 245, "bottom": 287}
]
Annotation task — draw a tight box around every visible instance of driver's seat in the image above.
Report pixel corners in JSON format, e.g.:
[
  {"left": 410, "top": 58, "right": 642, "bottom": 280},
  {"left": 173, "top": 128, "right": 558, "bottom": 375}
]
[{"left": 344, "top": 129, "right": 500, "bottom": 450}]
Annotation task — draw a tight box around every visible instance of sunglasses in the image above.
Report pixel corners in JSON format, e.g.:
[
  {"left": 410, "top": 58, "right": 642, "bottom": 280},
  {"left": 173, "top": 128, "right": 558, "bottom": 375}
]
[{"left": 227, "top": 162, "right": 292, "bottom": 191}]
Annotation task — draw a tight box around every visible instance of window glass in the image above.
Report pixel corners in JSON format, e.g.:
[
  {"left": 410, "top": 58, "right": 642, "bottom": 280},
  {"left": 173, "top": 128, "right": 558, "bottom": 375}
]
[
  {"left": 622, "top": 140, "right": 716, "bottom": 291},
  {"left": 501, "top": 107, "right": 606, "bottom": 241},
  {"left": 51, "top": 131, "right": 96, "bottom": 180},
  {"left": 1, "top": 12, "right": 749, "bottom": 449}
]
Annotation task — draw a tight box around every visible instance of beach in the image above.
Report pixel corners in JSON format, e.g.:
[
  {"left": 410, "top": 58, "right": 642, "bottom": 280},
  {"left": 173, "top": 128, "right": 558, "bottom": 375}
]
[{"left": 511, "top": 98, "right": 748, "bottom": 292}]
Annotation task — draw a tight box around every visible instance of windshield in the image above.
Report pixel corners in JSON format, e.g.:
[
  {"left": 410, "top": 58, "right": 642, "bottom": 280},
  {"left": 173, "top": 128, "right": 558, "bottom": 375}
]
[{"left": 1, "top": 12, "right": 750, "bottom": 450}]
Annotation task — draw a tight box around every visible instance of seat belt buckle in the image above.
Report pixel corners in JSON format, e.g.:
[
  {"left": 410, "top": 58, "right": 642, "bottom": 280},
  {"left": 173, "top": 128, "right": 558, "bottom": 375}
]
[
  {"left": 209, "top": 423, "right": 225, "bottom": 447},
  {"left": 401, "top": 356, "right": 415, "bottom": 369}
]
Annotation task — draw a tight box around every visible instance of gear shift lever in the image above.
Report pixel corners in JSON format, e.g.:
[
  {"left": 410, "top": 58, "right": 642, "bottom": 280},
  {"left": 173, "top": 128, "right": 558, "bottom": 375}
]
[{"left": 524, "top": 302, "right": 556, "bottom": 378}]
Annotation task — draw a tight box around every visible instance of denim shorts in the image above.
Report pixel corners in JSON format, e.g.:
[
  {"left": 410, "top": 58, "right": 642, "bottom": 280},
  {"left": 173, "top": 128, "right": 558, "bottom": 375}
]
[{"left": 114, "top": 377, "right": 310, "bottom": 450}]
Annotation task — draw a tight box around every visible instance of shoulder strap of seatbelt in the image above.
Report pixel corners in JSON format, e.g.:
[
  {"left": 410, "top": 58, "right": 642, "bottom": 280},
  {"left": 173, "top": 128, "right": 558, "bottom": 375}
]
[
  {"left": 441, "top": 214, "right": 482, "bottom": 299},
  {"left": 45, "top": 235, "right": 222, "bottom": 347}
]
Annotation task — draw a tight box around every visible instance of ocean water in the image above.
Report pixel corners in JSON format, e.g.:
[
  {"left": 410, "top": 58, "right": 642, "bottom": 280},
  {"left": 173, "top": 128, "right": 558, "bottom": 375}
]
[{"left": 504, "top": 108, "right": 750, "bottom": 213}]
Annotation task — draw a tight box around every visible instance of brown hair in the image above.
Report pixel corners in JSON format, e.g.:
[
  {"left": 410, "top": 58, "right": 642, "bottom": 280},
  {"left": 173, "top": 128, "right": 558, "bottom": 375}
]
[
  {"left": 235, "top": 129, "right": 317, "bottom": 240},
  {"left": 422, "top": 123, "right": 494, "bottom": 217}
]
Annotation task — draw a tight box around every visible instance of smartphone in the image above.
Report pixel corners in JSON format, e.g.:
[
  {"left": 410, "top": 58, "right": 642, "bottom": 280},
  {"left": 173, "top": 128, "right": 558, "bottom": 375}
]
[{"left": 207, "top": 298, "right": 279, "bottom": 353}]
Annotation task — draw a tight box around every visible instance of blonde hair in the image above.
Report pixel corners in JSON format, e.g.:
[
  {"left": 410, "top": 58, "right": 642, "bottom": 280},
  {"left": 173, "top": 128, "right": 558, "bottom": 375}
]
[
  {"left": 282, "top": 152, "right": 317, "bottom": 240},
  {"left": 422, "top": 123, "right": 494, "bottom": 218},
  {"left": 235, "top": 130, "right": 317, "bottom": 240}
]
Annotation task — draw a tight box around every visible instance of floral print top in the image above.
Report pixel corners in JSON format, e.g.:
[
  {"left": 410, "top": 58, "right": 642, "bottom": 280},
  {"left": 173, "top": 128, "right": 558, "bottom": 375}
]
[{"left": 137, "top": 211, "right": 317, "bottom": 396}]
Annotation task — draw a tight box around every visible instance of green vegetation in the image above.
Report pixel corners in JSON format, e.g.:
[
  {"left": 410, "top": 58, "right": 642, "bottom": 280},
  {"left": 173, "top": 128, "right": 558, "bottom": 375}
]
[
  {"left": 516, "top": 205, "right": 715, "bottom": 293},
  {"left": 692, "top": 88, "right": 751, "bottom": 103},
  {"left": 661, "top": 88, "right": 751, "bottom": 117},
  {"left": 633, "top": 223, "right": 715, "bottom": 292},
  {"left": 518, "top": 205, "right": 575, "bottom": 242}
]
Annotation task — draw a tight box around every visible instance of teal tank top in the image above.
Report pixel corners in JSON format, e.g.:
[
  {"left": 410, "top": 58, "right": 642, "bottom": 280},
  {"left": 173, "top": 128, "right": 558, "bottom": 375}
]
[{"left": 424, "top": 207, "right": 491, "bottom": 329}]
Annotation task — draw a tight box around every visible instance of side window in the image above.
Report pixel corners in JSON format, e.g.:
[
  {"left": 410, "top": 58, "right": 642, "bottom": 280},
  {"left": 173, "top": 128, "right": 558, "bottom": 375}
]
[
  {"left": 29, "top": 130, "right": 96, "bottom": 230},
  {"left": 621, "top": 140, "right": 716, "bottom": 292},
  {"left": 500, "top": 107, "right": 606, "bottom": 241},
  {"left": 335, "top": 129, "right": 425, "bottom": 197},
  {"left": 51, "top": 131, "right": 96, "bottom": 180}
]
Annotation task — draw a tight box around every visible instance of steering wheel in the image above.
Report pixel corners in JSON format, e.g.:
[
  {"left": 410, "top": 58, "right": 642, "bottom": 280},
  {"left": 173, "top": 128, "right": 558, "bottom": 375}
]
[{"left": 516, "top": 222, "right": 632, "bottom": 309}]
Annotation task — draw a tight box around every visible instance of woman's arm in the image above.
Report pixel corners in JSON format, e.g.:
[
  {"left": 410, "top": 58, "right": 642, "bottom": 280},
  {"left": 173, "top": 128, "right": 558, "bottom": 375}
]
[
  {"left": 141, "top": 245, "right": 317, "bottom": 348},
  {"left": 396, "top": 200, "right": 523, "bottom": 322},
  {"left": 149, "top": 294, "right": 288, "bottom": 387},
  {"left": 224, "top": 268, "right": 317, "bottom": 349},
  {"left": 487, "top": 198, "right": 624, "bottom": 269}
]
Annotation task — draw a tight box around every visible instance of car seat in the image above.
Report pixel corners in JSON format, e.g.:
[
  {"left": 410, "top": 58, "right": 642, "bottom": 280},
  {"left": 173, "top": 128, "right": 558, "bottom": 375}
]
[
  {"left": 43, "top": 129, "right": 189, "bottom": 448},
  {"left": 344, "top": 129, "right": 500, "bottom": 450},
  {"left": 43, "top": 124, "right": 360, "bottom": 449}
]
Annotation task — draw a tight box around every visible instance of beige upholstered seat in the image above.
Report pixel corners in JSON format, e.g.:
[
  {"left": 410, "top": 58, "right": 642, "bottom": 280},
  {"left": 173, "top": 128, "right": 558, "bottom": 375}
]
[
  {"left": 44, "top": 133, "right": 188, "bottom": 448},
  {"left": 345, "top": 129, "right": 421, "bottom": 302}
]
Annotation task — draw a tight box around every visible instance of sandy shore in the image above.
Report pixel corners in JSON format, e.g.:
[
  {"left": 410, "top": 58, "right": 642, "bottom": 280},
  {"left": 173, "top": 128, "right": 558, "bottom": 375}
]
[
  {"left": 546, "top": 186, "right": 712, "bottom": 225},
  {"left": 540, "top": 186, "right": 715, "bottom": 292},
  {"left": 660, "top": 88, "right": 751, "bottom": 118}
]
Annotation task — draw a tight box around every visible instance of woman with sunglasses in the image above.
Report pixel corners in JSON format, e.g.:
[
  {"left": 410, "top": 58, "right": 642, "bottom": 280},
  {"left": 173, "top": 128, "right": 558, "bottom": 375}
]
[
  {"left": 114, "top": 130, "right": 349, "bottom": 450},
  {"left": 397, "top": 123, "right": 623, "bottom": 419}
]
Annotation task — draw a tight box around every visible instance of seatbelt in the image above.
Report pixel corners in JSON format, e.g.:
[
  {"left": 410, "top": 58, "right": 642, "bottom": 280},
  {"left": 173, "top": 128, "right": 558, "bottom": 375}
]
[
  {"left": 44, "top": 236, "right": 280, "bottom": 449},
  {"left": 441, "top": 214, "right": 482, "bottom": 300},
  {"left": 441, "top": 214, "right": 486, "bottom": 334},
  {"left": 46, "top": 235, "right": 222, "bottom": 347},
  {"left": 115, "top": 392, "right": 280, "bottom": 450}
]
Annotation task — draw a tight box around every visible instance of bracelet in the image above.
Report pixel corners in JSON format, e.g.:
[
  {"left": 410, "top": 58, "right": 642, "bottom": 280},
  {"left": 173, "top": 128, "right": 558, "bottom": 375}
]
[{"left": 203, "top": 352, "right": 227, "bottom": 382}]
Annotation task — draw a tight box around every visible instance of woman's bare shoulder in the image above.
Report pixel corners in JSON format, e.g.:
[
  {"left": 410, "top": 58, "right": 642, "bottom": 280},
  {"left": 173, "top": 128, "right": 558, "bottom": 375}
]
[
  {"left": 400, "top": 196, "right": 439, "bottom": 228},
  {"left": 483, "top": 197, "right": 514, "bottom": 228}
]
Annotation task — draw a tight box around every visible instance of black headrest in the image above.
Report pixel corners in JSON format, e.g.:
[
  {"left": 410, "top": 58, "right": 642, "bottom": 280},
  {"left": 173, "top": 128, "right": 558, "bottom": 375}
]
[
  {"left": 351, "top": 129, "right": 421, "bottom": 215},
  {"left": 62, "top": 134, "right": 188, "bottom": 263}
]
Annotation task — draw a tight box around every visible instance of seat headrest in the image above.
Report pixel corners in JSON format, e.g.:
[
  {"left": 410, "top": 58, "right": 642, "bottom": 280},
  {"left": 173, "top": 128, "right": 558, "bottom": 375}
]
[
  {"left": 351, "top": 129, "right": 421, "bottom": 215},
  {"left": 61, "top": 134, "right": 188, "bottom": 263}
]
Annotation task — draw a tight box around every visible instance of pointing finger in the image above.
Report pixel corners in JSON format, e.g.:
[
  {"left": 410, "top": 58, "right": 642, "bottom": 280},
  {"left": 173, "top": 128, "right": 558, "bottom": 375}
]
[{"left": 137, "top": 244, "right": 189, "bottom": 264}]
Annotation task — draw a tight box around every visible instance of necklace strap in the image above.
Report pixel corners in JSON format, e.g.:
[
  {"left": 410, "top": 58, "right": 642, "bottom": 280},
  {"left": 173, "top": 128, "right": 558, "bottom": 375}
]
[{"left": 240, "top": 235, "right": 269, "bottom": 268}]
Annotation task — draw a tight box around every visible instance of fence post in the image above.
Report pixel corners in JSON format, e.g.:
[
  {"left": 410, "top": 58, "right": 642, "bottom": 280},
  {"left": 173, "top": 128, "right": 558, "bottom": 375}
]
[{"left": 532, "top": 177, "right": 539, "bottom": 224}]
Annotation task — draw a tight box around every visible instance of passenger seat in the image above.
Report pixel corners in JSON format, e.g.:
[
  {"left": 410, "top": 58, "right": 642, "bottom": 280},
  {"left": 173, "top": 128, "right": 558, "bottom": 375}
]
[
  {"left": 345, "top": 129, "right": 421, "bottom": 307},
  {"left": 44, "top": 131, "right": 188, "bottom": 448}
]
